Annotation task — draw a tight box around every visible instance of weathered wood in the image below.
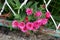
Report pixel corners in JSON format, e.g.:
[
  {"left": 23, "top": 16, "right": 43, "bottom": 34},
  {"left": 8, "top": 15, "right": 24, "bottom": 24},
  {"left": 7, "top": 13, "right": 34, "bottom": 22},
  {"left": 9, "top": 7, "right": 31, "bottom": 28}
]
[
  {"left": 40, "top": 27, "right": 60, "bottom": 37},
  {"left": 0, "top": 19, "right": 12, "bottom": 27}
]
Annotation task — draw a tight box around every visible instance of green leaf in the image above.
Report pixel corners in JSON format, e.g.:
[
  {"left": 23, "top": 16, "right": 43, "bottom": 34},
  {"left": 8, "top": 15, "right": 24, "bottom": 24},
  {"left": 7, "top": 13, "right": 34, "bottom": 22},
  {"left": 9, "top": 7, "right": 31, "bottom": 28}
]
[
  {"left": 14, "top": 0, "right": 20, "bottom": 9},
  {"left": 31, "top": 2, "right": 38, "bottom": 12},
  {"left": 25, "top": 1, "right": 33, "bottom": 8},
  {"left": 8, "top": 0, "right": 20, "bottom": 10},
  {"left": 10, "top": 26, "right": 13, "bottom": 31},
  {"left": 53, "top": 15, "right": 60, "bottom": 21},
  {"left": 28, "top": 15, "right": 36, "bottom": 22},
  {"left": 14, "top": 14, "right": 21, "bottom": 20},
  {"left": 0, "top": 3, "right": 3, "bottom": 9},
  {"left": 8, "top": 0, "right": 16, "bottom": 7},
  {"left": 20, "top": 14, "right": 26, "bottom": 22}
]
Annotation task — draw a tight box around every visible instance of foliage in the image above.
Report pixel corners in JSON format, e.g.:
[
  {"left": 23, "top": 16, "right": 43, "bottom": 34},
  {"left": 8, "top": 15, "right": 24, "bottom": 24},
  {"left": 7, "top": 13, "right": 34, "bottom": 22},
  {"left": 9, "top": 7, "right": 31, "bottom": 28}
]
[
  {"left": 7, "top": 0, "right": 48, "bottom": 33},
  {"left": 45, "top": 0, "right": 60, "bottom": 29},
  {"left": 0, "top": 0, "right": 60, "bottom": 32},
  {"left": 7, "top": 0, "right": 45, "bottom": 21}
]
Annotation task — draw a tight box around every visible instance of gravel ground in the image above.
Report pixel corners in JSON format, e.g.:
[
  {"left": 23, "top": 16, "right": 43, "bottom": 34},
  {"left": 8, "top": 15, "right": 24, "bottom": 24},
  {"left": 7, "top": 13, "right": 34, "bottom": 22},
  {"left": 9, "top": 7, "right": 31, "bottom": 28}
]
[{"left": 0, "top": 27, "right": 60, "bottom": 40}]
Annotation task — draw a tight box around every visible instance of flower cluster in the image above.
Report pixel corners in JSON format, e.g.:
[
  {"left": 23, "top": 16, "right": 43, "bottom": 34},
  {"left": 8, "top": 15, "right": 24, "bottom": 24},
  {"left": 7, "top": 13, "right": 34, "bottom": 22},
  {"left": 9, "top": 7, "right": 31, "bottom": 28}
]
[{"left": 12, "top": 8, "right": 51, "bottom": 33}]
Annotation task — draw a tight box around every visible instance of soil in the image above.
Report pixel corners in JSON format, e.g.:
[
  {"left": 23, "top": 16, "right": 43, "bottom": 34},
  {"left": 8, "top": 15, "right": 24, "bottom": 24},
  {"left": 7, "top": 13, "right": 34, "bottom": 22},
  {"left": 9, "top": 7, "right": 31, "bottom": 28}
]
[{"left": 0, "top": 27, "right": 60, "bottom": 40}]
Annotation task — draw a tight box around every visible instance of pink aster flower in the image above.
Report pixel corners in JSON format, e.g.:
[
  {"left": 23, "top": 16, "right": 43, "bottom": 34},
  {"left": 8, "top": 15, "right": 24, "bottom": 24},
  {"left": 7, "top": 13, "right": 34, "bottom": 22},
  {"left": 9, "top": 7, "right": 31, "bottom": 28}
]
[
  {"left": 37, "top": 19, "right": 42, "bottom": 26},
  {"left": 26, "top": 22, "right": 34, "bottom": 30},
  {"left": 12, "top": 20, "right": 18, "bottom": 28},
  {"left": 41, "top": 18, "right": 48, "bottom": 25},
  {"left": 33, "top": 21, "right": 40, "bottom": 30},
  {"left": 35, "top": 11, "right": 42, "bottom": 17},
  {"left": 26, "top": 8, "right": 33, "bottom": 15},
  {"left": 32, "top": 19, "right": 43, "bottom": 31},
  {"left": 18, "top": 22, "right": 25, "bottom": 29},
  {"left": 21, "top": 27, "right": 28, "bottom": 33},
  {"left": 32, "top": 22, "right": 39, "bottom": 31},
  {"left": 45, "top": 11, "right": 51, "bottom": 19}
]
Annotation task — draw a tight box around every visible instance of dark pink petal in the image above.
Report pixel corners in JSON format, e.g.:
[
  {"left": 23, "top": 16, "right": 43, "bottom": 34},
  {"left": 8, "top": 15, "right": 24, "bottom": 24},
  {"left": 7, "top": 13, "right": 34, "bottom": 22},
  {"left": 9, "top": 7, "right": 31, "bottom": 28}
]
[
  {"left": 26, "top": 8, "right": 33, "bottom": 15},
  {"left": 12, "top": 20, "right": 18, "bottom": 28},
  {"left": 18, "top": 22, "right": 25, "bottom": 29},
  {"left": 35, "top": 11, "right": 42, "bottom": 17},
  {"left": 26, "top": 22, "right": 34, "bottom": 30},
  {"left": 45, "top": 11, "right": 51, "bottom": 19}
]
